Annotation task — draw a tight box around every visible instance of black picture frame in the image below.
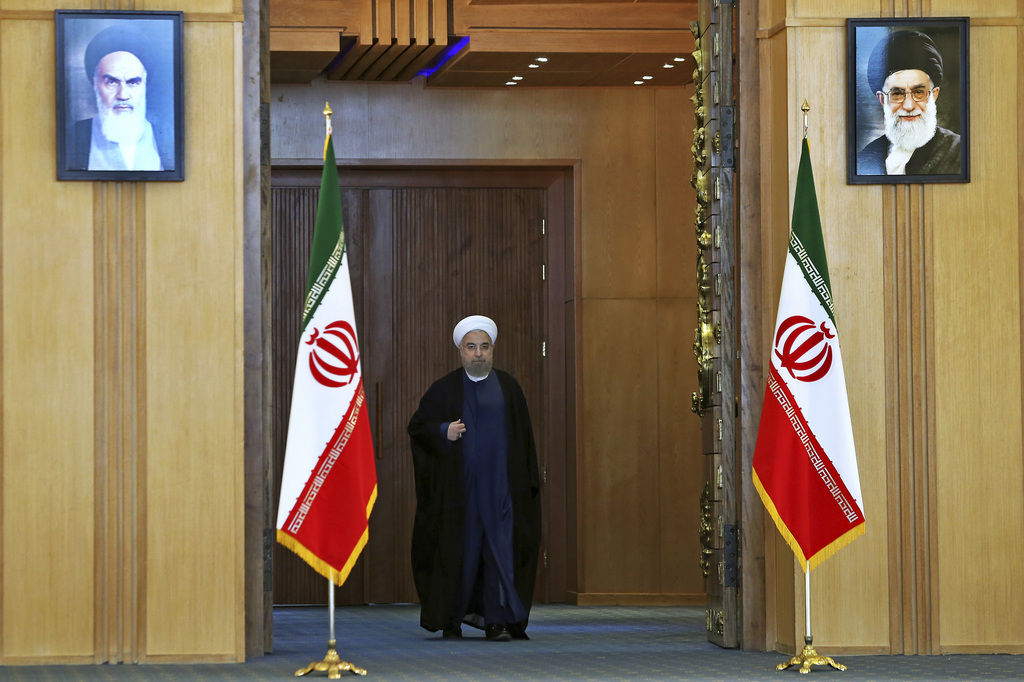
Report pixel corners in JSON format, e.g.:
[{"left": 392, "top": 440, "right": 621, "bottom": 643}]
[
  {"left": 56, "top": 10, "right": 184, "bottom": 181},
  {"left": 846, "top": 17, "right": 969, "bottom": 184}
]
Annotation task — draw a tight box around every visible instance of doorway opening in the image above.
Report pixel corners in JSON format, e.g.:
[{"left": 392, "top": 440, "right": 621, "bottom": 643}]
[{"left": 269, "top": 165, "right": 576, "bottom": 607}]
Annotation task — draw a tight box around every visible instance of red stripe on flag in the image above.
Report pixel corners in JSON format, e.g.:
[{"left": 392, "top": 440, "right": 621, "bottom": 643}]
[
  {"left": 280, "top": 379, "right": 377, "bottom": 583},
  {"left": 753, "top": 365, "right": 864, "bottom": 565}
]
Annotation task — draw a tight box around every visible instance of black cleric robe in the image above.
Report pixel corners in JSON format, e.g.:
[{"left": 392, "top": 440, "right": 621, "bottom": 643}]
[
  {"left": 408, "top": 368, "right": 541, "bottom": 633},
  {"left": 857, "top": 126, "right": 962, "bottom": 176}
]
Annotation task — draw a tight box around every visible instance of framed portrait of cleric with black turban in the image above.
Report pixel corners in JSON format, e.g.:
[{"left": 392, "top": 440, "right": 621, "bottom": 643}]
[
  {"left": 55, "top": 10, "right": 184, "bottom": 181},
  {"left": 846, "top": 18, "right": 969, "bottom": 185}
]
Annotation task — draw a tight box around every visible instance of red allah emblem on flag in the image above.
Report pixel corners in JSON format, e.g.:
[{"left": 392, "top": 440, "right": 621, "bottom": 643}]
[
  {"left": 306, "top": 321, "right": 360, "bottom": 388},
  {"left": 774, "top": 315, "right": 834, "bottom": 383}
]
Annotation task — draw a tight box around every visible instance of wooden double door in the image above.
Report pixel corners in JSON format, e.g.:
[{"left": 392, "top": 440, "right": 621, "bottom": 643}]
[{"left": 271, "top": 167, "right": 571, "bottom": 606}]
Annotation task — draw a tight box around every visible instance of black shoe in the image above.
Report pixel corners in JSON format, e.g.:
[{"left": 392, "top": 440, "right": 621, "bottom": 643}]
[
  {"left": 485, "top": 624, "right": 511, "bottom": 642},
  {"left": 442, "top": 626, "right": 462, "bottom": 638},
  {"left": 507, "top": 622, "right": 529, "bottom": 640}
]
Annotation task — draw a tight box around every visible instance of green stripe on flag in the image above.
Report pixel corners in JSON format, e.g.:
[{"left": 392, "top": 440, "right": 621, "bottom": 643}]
[
  {"left": 302, "top": 135, "right": 346, "bottom": 328},
  {"left": 788, "top": 139, "right": 835, "bottom": 324}
]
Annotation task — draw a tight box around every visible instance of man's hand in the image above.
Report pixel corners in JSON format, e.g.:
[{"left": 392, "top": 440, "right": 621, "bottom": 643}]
[{"left": 447, "top": 419, "right": 466, "bottom": 442}]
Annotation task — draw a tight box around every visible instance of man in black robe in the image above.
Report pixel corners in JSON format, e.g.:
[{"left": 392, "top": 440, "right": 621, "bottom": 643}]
[{"left": 408, "top": 315, "right": 541, "bottom": 642}]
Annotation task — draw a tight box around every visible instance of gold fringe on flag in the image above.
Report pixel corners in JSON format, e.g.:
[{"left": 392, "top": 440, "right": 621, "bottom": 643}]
[
  {"left": 276, "top": 485, "right": 378, "bottom": 587},
  {"left": 752, "top": 471, "right": 866, "bottom": 573}
]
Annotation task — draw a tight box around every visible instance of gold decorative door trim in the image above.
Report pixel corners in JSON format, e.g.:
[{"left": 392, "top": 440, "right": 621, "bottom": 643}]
[{"left": 690, "top": 0, "right": 738, "bottom": 649}]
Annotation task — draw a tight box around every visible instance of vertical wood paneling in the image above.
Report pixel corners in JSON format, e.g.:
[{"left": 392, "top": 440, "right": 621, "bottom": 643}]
[
  {"left": 94, "top": 182, "right": 146, "bottom": 664},
  {"left": 758, "top": 23, "right": 796, "bottom": 653},
  {"left": 656, "top": 297, "right": 703, "bottom": 597},
  {"left": 737, "top": 0, "right": 769, "bottom": 649},
  {"left": 390, "top": 185, "right": 443, "bottom": 602},
  {"left": 270, "top": 185, "right": 323, "bottom": 604},
  {"left": 578, "top": 91, "right": 658, "bottom": 301},
  {"left": 580, "top": 298, "right": 661, "bottom": 595},
  {"left": 932, "top": 24, "right": 1024, "bottom": 653},
  {"left": 143, "top": 19, "right": 243, "bottom": 661},
  {"left": 1, "top": 17, "right": 96, "bottom": 663}
]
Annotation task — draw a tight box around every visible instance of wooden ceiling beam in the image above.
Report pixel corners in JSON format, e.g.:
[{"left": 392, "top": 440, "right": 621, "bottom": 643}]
[
  {"left": 269, "top": 0, "right": 361, "bottom": 29},
  {"left": 452, "top": 0, "right": 695, "bottom": 32},
  {"left": 467, "top": 28, "right": 692, "bottom": 55}
]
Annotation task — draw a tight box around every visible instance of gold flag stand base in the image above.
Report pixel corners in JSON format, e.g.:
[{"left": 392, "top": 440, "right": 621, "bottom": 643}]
[
  {"left": 295, "top": 640, "right": 367, "bottom": 678},
  {"left": 776, "top": 637, "right": 846, "bottom": 674}
]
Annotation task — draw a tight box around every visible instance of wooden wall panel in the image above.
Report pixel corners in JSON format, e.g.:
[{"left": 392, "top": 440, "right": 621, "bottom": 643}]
[
  {"left": 790, "top": 0, "right": 878, "bottom": 19},
  {"left": 932, "top": 25, "right": 1024, "bottom": 653},
  {"left": 140, "top": 0, "right": 240, "bottom": 13},
  {"left": 453, "top": 0, "right": 693, "bottom": 32},
  {"left": 655, "top": 88, "right": 703, "bottom": 599},
  {"left": 578, "top": 90, "right": 658, "bottom": 300},
  {"left": 0, "top": 17, "right": 96, "bottom": 662},
  {"left": 757, "top": 22, "right": 795, "bottom": 654},
  {"left": 274, "top": 86, "right": 589, "bottom": 162},
  {"left": 580, "top": 299, "right": 662, "bottom": 595},
  {"left": 657, "top": 298, "right": 703, "bottom": 599},
  {"left": 930, "top": 0, "right": 1019, "bottom": 17},
  {"left": 656, "top": 88, "right": 691, "bottom": 299},
  {"left": 143, "top": 21, "right": 244, "bottom": 660}
]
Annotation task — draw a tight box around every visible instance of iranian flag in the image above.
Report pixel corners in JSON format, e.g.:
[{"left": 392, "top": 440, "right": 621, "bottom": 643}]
[
  {"left": 276, "top": 131, "right": 377, "bottom": 585},
  {"left": 752, "top": 139, "right": 865, "bottom": 572}
]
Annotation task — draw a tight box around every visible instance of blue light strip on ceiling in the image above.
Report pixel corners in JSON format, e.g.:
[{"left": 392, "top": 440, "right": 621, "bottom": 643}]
[{"left": 417, "top": 36, "right": 471, "bottom": 78}]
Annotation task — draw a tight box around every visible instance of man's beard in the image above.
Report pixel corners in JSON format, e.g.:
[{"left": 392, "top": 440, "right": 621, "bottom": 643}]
[
  {"left": 96, "top": 92, "right": 147, "bottom": 146},
  {"left": 463, "top": 356, "right": 493, "bottom": 378},
  {"left": 883, "top": 99, "right": 938, "bottom": 151}
]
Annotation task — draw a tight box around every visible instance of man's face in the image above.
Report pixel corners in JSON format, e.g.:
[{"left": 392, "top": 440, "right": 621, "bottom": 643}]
[
  {"left": 94, "top": 51, "right": 147, "bottom": 115},
  {"left": 459, "top": 331, "right": 494, "bottom": 378},
  {"left": 876, "top": 68, "right": 939, "bottom": 150}
]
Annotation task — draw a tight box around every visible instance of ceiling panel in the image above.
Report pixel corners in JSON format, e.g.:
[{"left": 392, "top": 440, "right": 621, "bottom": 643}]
[{"left": 269, "top": 0, "right": 698, "bottom": 88}]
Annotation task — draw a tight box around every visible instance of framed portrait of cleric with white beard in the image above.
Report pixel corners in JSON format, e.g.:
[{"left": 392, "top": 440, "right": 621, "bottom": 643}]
[
  {"left": 56, "top": 11, "right": 184, "bottom": 181},
  {"left": 846, "top": 18, "right": 969, "bottom": 185}
]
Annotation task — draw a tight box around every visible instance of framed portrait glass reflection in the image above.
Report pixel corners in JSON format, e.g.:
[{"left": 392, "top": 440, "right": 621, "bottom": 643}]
[
  {"left": 846, "top": 17, "right": 969, "bottom": 185},
  {"left": 56, "top": 10, "right": 184, "bottom": 181}
]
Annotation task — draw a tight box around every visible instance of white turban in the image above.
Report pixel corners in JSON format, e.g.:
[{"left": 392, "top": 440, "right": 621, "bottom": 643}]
[{"left": 453, "top": 315, "right": 497, "bottom": 347}]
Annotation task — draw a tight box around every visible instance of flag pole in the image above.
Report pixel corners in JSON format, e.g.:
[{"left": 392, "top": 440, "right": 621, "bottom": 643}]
[
  {"left": 776, "top": 568, "right": 845, "bottom": 673},
  {"left": 293, "top": 102, "right": 368, "bottom": 680},
  {"left": 330, "top": 577, "right": 336, "bottom": 643},
  {"left": 295, "top": 577, "right": 366, "bottom": 678},
  {"left": 805, "top": 569, "right": 811, "bottom": 642},
  {"left": 772, "top": 101, "right": 848, "bottom": 676}
]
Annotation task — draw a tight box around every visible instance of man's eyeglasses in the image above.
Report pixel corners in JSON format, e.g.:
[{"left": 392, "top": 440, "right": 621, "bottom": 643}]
[{"left": 882, "top": 86, "right": 933, "bottom": 104}]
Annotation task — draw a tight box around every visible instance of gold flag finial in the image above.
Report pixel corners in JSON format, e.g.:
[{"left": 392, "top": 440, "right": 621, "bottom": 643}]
[
  {"left": 323, "top": 102, "right": 333, "bottom": 137},
  {"left": 322, "top": 102, "right": 334, "bottom": 159},
  {"left": 801, "top": 100, "right": 810, "bottom": 139}
]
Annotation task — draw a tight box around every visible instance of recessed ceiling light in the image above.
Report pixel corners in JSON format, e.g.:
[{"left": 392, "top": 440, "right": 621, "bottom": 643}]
[
  {"left": 505, "top": 81, "right": 518, "bottom": 86},
  {"left": 673, "top": 56, "right": 686, "bottom": 62},
  {"left": 512, "top": 76, "right": 523, "bottom": 81},
  {"left": 528, "top": 63, "right": 540, "bottom": 69},
  {"left": 633, "top": 80, "right": 645, "bottom": 85},
  {"left": 642, "top": 75, "right": 653, "bottom": 80},
  {"left": 663, "top": 63, "right": 675, "bottom": 69},
  {"left": 535, "top": 56, "right": 548, "bottom": 63}
]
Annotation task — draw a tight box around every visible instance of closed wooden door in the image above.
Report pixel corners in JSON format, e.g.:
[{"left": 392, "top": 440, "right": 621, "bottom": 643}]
[{"left": 271, "top": 168, "right": 568, "bottom": 606}]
